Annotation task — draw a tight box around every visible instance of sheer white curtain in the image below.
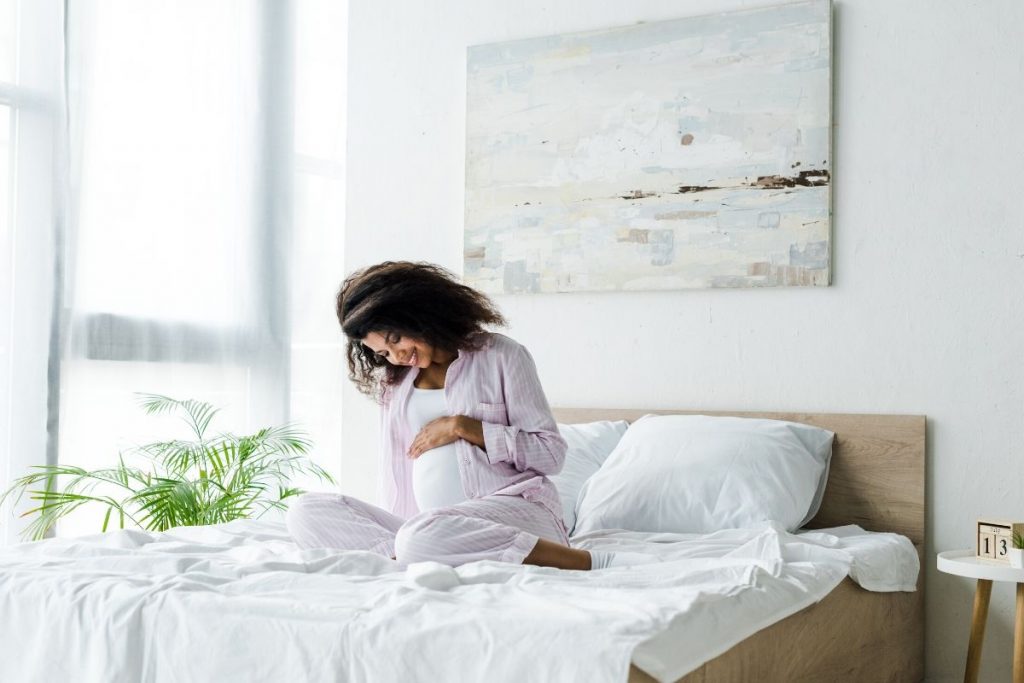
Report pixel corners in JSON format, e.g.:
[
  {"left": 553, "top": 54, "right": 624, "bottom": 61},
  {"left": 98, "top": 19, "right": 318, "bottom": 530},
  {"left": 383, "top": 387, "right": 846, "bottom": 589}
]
[
  {"left": 0, "top": 0, "right": 66, "bottom": 545},
  {"left": 1, "top": 0, "right": 347, "bottom": 542}
]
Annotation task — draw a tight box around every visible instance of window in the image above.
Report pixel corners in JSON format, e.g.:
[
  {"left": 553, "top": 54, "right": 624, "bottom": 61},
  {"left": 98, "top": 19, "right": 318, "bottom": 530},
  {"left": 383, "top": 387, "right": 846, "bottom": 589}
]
[
  {"left": 0, "top": 103, "right": 13, "bottom": 506},
  {"left": 0, "top": 0, "right": 65, "bottom": 544},
  {"left": 54, "top": 1, "right": 347, "bottom": 536},
  {"left": 0, "top": 1, "right": 347, "bottom": 541}
]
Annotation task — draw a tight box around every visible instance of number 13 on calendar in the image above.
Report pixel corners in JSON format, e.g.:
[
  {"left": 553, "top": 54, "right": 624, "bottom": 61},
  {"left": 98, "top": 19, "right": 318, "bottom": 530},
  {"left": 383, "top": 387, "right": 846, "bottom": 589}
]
[{"left": 976, "top": 519, "right": 1023, "bottom": 563}]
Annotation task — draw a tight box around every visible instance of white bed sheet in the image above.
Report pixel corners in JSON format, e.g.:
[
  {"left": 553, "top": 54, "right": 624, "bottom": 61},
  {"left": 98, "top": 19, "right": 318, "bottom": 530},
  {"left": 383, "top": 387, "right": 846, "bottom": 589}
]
[{"left": 0, "top": 519, "right": 918, "bottom": 683}]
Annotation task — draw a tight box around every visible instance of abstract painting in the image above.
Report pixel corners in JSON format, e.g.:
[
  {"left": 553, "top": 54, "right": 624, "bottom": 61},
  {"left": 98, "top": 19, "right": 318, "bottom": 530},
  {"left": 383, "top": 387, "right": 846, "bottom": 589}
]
[{"left": 464, "top": 0, "right": 832, "bottom": 292}]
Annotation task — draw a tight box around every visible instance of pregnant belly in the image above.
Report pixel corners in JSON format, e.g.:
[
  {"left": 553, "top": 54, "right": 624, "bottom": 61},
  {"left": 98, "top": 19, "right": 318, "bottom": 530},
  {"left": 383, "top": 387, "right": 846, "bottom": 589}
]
[{"left": 411, "top": 442, "right": 467, "bottom": 511}]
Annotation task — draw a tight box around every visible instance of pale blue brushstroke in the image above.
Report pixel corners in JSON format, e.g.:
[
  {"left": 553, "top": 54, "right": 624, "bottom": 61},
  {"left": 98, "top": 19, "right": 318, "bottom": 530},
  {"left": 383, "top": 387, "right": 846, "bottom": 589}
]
[
  {"left": 467, "top": 0, "right": 828, "bottom": 69},
  {"left": 649, "top": 229, "right": 675, "bottom": 266},
  {"left": 790, "top": 241, "right": 828, "bottom": 268},
  {"left": 784, "top": 55, "right": 830, "bottom": 72}
]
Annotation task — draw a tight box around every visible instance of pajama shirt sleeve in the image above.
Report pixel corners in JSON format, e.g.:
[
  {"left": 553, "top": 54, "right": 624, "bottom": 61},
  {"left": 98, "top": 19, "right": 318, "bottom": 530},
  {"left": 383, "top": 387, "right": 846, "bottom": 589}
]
[{"left": 480, "top": 344, "right": 567, "bottom": 476}]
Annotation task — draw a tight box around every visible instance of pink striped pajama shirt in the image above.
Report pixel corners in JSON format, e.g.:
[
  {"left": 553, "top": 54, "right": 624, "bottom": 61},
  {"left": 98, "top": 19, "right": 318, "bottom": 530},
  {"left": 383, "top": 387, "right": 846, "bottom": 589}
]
[{"left": 287, "top": 332, "right": 570, "bottom": 565}]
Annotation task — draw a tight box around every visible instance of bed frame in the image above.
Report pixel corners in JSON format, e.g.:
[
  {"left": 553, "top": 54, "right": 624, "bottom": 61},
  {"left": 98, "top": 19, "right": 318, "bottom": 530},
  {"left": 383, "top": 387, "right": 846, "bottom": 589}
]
[{"left": 551, "top": 409, "right": 926, "bottom": 683}]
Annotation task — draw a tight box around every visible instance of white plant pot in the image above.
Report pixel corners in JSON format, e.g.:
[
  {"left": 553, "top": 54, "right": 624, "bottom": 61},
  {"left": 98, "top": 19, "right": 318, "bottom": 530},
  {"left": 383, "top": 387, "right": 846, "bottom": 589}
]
[{"left": 1010, "top": 548, "right": 1024, "bottom": 569}]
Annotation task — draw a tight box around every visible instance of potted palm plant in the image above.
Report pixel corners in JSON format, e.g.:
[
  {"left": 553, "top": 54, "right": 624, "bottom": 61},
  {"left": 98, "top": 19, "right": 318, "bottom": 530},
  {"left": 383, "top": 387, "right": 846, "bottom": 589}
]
[
  {"left": 1, "top": 393, "right": 334, "bottom": 541},
  {"left": 1011, "top": 531, "right": 1024, "bottom": 569}
]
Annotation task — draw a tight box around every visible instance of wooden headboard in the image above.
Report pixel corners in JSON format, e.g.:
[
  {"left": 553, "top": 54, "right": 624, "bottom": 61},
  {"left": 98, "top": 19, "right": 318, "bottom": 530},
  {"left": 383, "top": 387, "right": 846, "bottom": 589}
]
[{"left": 551, "top": 409, "right": 926, "bottom": 548}]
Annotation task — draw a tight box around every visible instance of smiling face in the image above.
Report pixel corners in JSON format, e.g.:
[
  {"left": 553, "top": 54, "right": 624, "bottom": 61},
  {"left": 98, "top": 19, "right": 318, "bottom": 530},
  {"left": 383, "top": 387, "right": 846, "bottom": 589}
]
[{"left": 361, "top": 330, "right": 440, "bottom": 369}]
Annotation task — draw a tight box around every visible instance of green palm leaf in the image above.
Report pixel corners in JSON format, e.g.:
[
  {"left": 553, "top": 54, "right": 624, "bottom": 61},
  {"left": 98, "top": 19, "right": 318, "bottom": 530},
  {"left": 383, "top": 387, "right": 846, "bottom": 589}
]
[
  {"left": 135, "top": 393, "right": 220, "bottom": 441},
  {"left": 2, "top": 394, "right": 333, "bottom": 540}
]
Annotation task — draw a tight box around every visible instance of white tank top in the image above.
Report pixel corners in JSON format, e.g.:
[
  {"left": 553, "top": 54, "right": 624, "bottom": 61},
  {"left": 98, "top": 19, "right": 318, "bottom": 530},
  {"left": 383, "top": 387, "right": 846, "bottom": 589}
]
[{"left": 407, "top": 387, "right": 468, "bottom": 511}]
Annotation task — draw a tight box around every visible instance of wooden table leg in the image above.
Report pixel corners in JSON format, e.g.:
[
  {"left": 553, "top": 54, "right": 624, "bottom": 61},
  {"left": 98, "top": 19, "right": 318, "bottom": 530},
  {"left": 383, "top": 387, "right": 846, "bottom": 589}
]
[
  {"left": 965, "top": 579, "right": 992, "bottom": 683},
  {"left": 1014, "top": 582, "right": 1023, "bottom": 683}
]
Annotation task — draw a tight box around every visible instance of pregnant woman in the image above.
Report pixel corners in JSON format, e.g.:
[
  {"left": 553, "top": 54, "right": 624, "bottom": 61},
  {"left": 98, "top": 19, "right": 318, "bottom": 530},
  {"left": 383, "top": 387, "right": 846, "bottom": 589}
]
[{"left": 286, "top": 261, "right": 645, "bottom": 570}]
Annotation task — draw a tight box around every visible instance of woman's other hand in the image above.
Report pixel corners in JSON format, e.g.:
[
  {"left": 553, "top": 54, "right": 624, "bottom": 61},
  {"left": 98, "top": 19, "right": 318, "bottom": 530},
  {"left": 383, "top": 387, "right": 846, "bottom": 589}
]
[{"left": 408, "top": 416, "right": 485, "bottom": 458}]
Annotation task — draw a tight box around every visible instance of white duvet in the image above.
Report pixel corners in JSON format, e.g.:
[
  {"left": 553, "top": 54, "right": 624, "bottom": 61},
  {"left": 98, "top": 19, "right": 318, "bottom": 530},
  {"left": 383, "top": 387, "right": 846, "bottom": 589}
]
[{"left": 0, "top": 519, "right": 918, "bottom": 683}]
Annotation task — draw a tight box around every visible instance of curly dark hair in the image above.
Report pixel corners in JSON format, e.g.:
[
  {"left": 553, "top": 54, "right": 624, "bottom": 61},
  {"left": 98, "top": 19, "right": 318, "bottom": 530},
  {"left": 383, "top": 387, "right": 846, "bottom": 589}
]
[{"left": 336, "top": 261, "right": 507, "bottom": 402}]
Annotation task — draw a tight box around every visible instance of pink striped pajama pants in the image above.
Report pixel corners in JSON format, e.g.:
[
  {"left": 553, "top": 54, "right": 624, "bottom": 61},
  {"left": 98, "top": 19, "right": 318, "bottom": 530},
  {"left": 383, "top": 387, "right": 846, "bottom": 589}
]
[{"left": 286, "top": 493, "right": 569, "bottom": 566}]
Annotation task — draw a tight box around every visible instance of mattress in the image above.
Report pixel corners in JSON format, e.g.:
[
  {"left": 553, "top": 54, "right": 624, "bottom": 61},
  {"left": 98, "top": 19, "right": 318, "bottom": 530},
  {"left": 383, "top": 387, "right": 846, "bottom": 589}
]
[{"left": 0, "top": 519, "right": 919, "bottom": 683}]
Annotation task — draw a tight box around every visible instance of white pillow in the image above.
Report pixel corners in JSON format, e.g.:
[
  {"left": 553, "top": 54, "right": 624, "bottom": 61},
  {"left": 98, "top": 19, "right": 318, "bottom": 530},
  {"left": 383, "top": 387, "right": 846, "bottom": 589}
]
[
  {"left": 573, "top": 414, "right": 834, "bottom": 536},
  {"left": 550, "top": 420, "right": 630, "bottom": 533}
]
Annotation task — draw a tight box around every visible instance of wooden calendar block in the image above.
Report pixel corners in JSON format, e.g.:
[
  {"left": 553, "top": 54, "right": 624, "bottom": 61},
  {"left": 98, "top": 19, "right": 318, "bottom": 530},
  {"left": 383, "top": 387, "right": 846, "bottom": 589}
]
[
  {"left": 994, "top": 532, "right": 1010, "bottom": 560},
  {"left": 978, "top": 530, "right": 996, "bottom": 558},
  {"left": 976, "top": 519, "right": 1024, "bottom": 564}
]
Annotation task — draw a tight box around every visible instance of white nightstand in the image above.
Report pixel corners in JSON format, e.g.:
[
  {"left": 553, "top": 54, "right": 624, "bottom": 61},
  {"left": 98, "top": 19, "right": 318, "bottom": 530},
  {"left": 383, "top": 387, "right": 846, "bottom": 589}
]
[{"left": 937, "top": 550, "right": 1024, "bottom": 683}]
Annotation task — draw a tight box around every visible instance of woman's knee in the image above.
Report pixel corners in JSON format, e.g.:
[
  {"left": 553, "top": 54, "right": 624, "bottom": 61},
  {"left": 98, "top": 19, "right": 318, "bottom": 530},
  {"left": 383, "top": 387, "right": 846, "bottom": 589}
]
[
  {"left": 394, "top": 511, "right": 453, "bottom": 564},
  {"left": 285, "top": 493, "right": 354, "bottom": 536}
]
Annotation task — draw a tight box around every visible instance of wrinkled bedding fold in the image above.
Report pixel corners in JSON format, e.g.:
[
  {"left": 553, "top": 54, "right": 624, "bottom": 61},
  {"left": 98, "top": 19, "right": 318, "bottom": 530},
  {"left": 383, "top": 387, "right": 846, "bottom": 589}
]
[{"left": 0, "top": 518, "right": 918, "bottom": 683}]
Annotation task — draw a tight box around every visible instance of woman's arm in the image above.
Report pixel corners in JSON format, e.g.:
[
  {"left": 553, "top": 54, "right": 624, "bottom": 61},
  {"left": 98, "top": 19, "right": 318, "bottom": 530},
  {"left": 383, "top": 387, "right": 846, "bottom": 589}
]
[
  {"left": 405, "top": 342, "right": 566, "bottom": 475},
  {"left": 475, "top": 343, "right": 567, "bottom": 475},
  {"left": 452, "top": 416, "right": 485, "bottom": 450},
  {"left": 408, "top": 414, "right": 485, "bottom": 456}
]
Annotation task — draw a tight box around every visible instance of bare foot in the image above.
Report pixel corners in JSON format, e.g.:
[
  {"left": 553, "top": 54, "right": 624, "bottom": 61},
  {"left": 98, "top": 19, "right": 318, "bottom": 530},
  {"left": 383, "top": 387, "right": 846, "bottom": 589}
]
[{"left": 522, "top": 538, "right": 592, "bottom": 570}]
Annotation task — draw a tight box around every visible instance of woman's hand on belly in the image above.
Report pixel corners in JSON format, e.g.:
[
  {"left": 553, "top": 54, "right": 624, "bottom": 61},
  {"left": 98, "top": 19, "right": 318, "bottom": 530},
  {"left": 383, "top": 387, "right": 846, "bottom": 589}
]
[{"left": 408, "top": 416, "right": 485, "bottom": 458}]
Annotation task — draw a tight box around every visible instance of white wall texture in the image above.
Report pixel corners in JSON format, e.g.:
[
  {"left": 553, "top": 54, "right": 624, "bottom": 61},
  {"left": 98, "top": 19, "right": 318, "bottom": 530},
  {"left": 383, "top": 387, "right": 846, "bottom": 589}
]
[{"left": 343, "top": 1, "right": 1024, "bottom": 679}]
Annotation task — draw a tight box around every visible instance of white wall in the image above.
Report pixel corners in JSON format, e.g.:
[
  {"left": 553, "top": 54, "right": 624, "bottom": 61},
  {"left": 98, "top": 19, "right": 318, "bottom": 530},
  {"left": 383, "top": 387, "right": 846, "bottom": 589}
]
[{"left": 343, "top": 1, "right": 1024, "bottom": 680}]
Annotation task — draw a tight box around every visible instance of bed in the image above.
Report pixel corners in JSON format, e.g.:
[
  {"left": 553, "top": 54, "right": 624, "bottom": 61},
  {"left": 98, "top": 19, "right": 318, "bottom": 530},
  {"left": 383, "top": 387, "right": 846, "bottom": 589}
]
[
  {"left": 0, "top": 409, "right": 925, "bottom": 682},
  {"left": 551, "top": 409, "right": 926, "bottom": 683}
]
